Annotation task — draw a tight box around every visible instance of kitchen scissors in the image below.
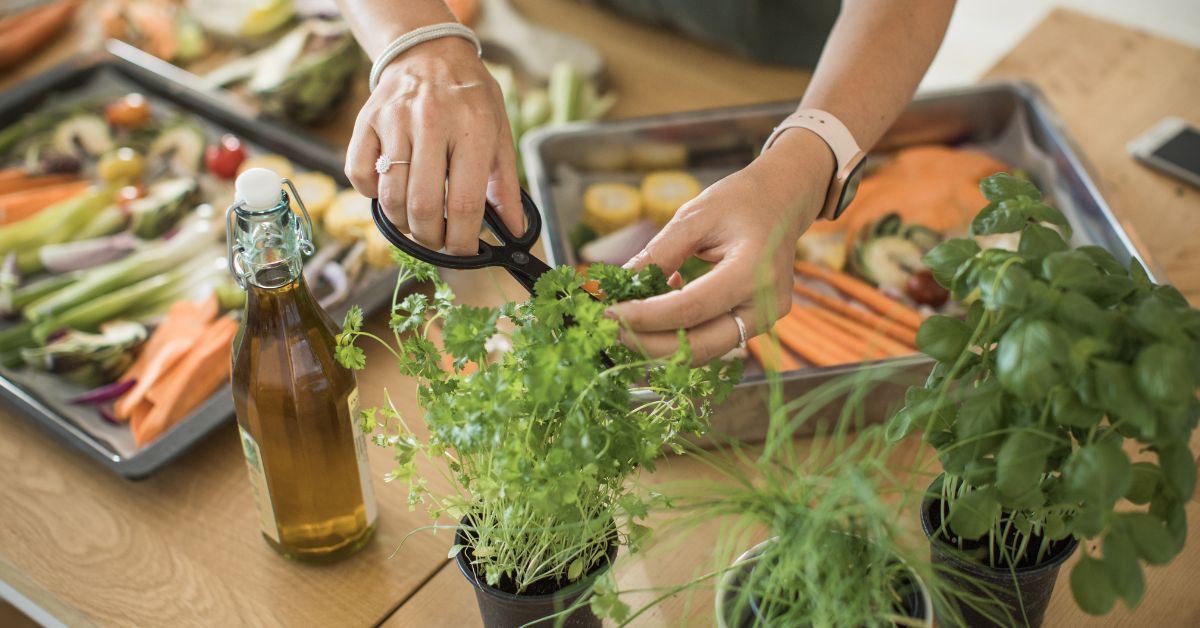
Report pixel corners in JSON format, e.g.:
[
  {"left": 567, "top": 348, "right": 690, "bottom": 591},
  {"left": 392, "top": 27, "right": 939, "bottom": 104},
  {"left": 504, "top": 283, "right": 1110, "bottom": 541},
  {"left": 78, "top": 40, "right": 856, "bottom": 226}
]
[{"left": 369, "top": 189, "right": 554, "bottom": 295}]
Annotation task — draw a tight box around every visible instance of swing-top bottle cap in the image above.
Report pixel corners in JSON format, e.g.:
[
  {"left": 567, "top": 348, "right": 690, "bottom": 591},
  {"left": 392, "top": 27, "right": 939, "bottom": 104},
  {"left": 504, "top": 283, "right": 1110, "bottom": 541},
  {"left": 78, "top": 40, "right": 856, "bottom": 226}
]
[{"left": 235, "top": 167, "right": 283, "bottom": 211}]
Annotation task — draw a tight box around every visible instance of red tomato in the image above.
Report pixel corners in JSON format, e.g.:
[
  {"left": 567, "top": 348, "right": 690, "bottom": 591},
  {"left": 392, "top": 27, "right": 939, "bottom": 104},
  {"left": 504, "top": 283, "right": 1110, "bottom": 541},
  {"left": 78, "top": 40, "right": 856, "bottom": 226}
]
[
  {"left": 905, "top": 269, "right": 950, "bottom": 308},
  {"left": 205, "top": 134, "right": 247, "bottom": 179},
  {"left": 105, "top": 93, "right": 152, "bottom": 129}
]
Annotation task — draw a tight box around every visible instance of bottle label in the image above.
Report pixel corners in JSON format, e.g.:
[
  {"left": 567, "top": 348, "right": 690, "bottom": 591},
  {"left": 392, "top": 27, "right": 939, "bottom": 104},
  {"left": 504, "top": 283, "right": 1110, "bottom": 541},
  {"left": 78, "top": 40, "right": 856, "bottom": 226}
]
[
  {"left": 348, "top": 388, "right": 379, "bottom": 525},
  {"left": 238, "top": 425, "right": 281, "bottom": 543}
]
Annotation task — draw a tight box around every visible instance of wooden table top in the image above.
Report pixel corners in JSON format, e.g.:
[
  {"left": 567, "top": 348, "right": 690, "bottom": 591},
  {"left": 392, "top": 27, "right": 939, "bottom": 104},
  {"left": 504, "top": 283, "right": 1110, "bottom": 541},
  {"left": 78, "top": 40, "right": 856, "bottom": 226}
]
[{"left": 1, "top": 4, "right": 1198, "bottom": 627}]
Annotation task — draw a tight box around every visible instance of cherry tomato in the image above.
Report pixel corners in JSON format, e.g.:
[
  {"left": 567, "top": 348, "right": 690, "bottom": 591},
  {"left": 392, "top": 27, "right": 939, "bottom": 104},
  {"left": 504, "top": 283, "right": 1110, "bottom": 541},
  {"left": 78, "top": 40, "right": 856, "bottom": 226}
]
[
  {"left": 205, "top": 134, "right": 247, "bottom": 179},
  {"left": 905, "top": 269, "right": 950, "bottom": 308},
  {"left": 104, "top": 93, "right": 152, "bottom": 129}
]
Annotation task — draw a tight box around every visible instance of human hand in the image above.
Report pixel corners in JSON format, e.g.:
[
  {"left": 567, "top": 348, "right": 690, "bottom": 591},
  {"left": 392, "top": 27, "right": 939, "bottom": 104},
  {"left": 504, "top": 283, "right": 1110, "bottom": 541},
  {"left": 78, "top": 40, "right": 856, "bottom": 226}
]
[
  {"left": 607, "top": 130, "right": 835, "bottom": 364},
  {"left": 344, "top": 37, "right": 523, "bottom": 254}
]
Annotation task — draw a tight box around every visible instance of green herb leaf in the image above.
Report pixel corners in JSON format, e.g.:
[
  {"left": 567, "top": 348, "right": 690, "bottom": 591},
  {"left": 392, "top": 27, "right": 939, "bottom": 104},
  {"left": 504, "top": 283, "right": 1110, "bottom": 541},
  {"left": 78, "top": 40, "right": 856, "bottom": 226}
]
[
  {"left": 1158, "top": 442, "right": 1196, "bottom": 500},
  {"left": 955, "top": 381, "right": 1005, "bottom": 454},
  {"left": 980, "top": 264, "right": 1031, "bottom": 311},
  {"left": 1125, "top": 462, "right": 1160, "bottom": 505},
  {"left": 1093, "top": 360, "right": 1155, "bottom": 437},
  {"left": 1072, "top": 554, "right": 1118, "bottom": 615},
  {"left": 1064, "top": 442, "right": 1132, "bottom": 508},
  {"left": 948, "top": 486, "right": 1001, "bottom": 540},
  {"left": 916, "top": 315, "right": 971, "bottom": 363},
  {"left": 1051, "top": 388, "right": 1102, "bottom": 428},
  {"left": 996, "top": 319, "right": 1068, "bottom": 400},
  {"left": 1134, "top": 343, "right": 1193, "bottom": 408},
  {"left": 980, "top": 172, "right": 1041, "bottom": 202},
  {"left": 923, "top": 238, "right": 980, "bottom": 287},
  {"left": 1121, "top": 513, "right": 1178, "bottom": 566},
  {"left": 995, "top": 429, "right": 1053, "bottom": 501},
  {"left": 1042, "top": 250, "right": 1102, "bottom": 292},
  {"left": 1018, "top": 223, "right": 1068, "bottom": 262},
  {"left": 1102, "top": 528, "right": 1145, "bottom": 608}
]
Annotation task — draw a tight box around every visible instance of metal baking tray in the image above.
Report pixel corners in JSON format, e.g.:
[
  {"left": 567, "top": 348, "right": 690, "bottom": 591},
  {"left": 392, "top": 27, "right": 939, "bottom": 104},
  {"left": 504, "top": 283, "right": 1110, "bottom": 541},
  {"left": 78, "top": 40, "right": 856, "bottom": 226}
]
[
  {"left": 0, "top": 42, "right": 394, "bottom": 479},
  {"left": 522, "top": 82, "right": 1163, "bottom": 441}
]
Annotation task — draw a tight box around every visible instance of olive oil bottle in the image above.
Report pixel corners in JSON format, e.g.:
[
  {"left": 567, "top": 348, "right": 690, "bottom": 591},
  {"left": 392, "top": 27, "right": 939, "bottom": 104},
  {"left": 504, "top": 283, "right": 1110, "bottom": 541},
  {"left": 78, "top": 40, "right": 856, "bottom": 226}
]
[{"left": 227, "top": 168, "right": 376, "bottom": 562}]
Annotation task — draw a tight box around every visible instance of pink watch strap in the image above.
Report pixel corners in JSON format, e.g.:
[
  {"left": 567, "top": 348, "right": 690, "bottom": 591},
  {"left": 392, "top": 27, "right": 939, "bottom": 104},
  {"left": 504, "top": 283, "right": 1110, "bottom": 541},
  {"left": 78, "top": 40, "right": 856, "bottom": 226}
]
[{"left": 762, "top": 109, "right": 866, "bottom": 220}]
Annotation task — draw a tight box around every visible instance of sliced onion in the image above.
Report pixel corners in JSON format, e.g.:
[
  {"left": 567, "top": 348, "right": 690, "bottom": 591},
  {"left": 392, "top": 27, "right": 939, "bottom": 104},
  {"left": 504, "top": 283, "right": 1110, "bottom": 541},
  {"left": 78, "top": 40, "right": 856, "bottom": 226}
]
[
  {"left": 580, "top": 220, "right": 659, "bottom": 265},
  {"left": 317, "top": 262, "right": 350, "bottom": 310},
  {"left": 98, "top": 406, "right": 121, "bottom": 425},
  {"left": 70, "top": 379, "right": 136, "bottom": 405}
]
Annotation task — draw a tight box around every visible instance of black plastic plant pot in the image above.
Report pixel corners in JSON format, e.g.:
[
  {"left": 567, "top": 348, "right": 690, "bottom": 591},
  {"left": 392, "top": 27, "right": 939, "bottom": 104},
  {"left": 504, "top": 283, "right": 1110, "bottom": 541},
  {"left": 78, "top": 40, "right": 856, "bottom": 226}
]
[
  {"left": 454, "top": 519, "right": 618, "bottom": 628},
  {"left": 714, "top": 537, "right": 933, "bottom": 628},
  {"left": 920, "top": 476, "right": 1079, "bottom": 628}
]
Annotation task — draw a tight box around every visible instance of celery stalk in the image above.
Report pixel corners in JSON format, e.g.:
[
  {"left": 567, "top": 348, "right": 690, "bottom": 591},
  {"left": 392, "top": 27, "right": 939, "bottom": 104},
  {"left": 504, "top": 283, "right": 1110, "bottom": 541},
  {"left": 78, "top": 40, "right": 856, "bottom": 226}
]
[
  {"left": 30, "top": 253, "right": 222, "bottom": 343},
  {"left": 0, "top": 187, "right": 115, "bottom": 256},
  {"left": 24, "top": 220, "right": 215, "bottom": 322},
  {"left": 548, "top": 61, "right": 582, "bottom": 125},
  {"left": 0, "top": 321, "right": 34, "bottom": 355},
  {"left": 71, "top": 204, "right": 127, "bottom": 241}
]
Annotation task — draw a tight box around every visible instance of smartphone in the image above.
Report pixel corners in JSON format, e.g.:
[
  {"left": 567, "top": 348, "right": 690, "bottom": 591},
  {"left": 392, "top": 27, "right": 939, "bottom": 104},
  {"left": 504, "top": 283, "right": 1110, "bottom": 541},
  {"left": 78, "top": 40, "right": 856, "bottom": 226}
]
[{"left": 1127, "top": 117, "right": 1200, "bottom": 188}]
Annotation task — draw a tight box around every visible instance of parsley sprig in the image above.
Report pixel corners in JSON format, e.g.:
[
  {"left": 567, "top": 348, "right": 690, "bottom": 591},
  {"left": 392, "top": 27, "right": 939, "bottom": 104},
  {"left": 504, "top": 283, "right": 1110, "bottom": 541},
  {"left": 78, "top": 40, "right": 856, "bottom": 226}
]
[{"left": 337, "top": 250, "right": 742, "bottom": 595}]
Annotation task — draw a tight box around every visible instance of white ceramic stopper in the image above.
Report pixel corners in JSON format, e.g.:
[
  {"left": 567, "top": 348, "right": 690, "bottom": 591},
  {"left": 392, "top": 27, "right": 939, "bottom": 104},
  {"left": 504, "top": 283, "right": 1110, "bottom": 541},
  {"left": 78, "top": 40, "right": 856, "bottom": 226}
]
[{"left": 235, "top": 167, "right": 283, "bottom": 210}]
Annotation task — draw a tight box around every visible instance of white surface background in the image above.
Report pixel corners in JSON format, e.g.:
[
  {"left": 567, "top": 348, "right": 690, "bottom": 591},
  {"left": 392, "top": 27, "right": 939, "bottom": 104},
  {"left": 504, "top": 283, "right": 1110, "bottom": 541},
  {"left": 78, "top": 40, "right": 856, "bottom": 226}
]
[{"left": 920, "top": 0, "right": 1200, "bottom": 91}]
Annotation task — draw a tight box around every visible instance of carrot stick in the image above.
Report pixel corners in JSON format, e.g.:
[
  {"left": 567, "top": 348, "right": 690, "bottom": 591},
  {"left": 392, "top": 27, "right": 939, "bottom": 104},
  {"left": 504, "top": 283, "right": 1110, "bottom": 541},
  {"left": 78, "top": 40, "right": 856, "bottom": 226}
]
[
  {"left": 772, "top": 315, "right": 859, "bottom": 367},
  {"left": 134, "top": 316, "right": 238, "bottom": 446},
  {"left": 746, "top": 334, "right": 802, "bottom": 373},
  {"left": 0, "top": 0, "right": 78, "bottom": 70},
  {"left": 787, "top": 306, "right": 890, "bottom": 362},
  {"left": 802, "top": 306, "right": 916, "bottom": 356},
  {"left": 113, "top": 337, "right": 191, "bottom": 420},
  {"left": 793, "top": 261, "right": 925, "bottom": 330},
  {"left": 116, "top": 295, "right": 219, "bottom": 417},
  {"left": 0, "top": 173, "right": 80, "bottom": 197},
  {"left": 792, "top": 281, "right": 918, "bottom": 346},
  {"left": 0, "top": 181, "right": 89, "bottom": 225}
]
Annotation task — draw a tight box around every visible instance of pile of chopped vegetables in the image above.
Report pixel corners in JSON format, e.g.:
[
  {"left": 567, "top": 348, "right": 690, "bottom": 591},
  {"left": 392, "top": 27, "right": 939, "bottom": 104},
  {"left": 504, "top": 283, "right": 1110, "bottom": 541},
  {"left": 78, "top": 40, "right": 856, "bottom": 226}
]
[
  {"left": 568, "top": 144, "right": 1027, "bottom": 372},
  {"left": 0, "top": 90, "right": 388, "bottom": 446}
]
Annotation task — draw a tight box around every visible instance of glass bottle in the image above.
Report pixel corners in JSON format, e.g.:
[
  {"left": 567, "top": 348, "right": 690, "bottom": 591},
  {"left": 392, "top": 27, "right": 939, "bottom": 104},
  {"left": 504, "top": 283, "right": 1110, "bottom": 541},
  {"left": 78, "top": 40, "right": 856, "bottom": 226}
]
[{"left": 227, "top": 168, "right": 377, "bottom": 562}]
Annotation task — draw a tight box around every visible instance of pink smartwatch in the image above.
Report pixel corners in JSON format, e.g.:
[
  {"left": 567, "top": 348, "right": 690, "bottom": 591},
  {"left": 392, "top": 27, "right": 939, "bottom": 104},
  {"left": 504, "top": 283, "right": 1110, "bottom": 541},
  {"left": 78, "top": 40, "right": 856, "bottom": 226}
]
[{"left": 762, "top": 109, "right": 866, "bottom": 220}]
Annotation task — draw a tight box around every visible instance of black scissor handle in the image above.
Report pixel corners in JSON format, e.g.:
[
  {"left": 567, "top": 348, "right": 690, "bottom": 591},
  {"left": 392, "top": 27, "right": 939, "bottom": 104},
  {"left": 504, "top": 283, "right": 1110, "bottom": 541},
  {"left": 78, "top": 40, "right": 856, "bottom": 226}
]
[{"left": 370, "top": 189, "right": 549, "bottom": 293}]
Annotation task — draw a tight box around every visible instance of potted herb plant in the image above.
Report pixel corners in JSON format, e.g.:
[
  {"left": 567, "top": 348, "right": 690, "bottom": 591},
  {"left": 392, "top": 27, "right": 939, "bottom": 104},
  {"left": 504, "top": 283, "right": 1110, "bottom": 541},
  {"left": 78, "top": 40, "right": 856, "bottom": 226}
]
[
  {"left": 336, "top": 253, "right": 741, "bottom": 628},
  {"left": 887, "top": 173, "right": 1200, "bottom": 626},
  {"left": 593, "top": 370, "right": 969, "bottom": 627}
]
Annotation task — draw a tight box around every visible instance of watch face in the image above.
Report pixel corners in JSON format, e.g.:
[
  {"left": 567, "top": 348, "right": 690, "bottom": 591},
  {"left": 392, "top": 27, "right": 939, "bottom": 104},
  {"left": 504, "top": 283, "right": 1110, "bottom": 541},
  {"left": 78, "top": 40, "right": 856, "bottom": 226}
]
[{"left": 830, "top": 159, "right": 866, "bottom": 220}]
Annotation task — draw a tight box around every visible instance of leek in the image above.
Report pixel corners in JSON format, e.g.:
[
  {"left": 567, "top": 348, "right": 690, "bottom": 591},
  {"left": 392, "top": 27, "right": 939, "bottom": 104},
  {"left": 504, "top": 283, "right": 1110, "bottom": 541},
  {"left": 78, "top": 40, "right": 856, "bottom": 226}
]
[{"left": 0, "top": 187, "right": 116, "bottom": 257}]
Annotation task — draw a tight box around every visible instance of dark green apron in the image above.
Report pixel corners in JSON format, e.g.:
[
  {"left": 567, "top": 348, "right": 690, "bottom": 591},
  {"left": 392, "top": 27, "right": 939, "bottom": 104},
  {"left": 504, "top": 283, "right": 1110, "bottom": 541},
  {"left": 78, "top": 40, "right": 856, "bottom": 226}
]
[{"left": 587, "top": 0, "right": 840, "bottom": 68}]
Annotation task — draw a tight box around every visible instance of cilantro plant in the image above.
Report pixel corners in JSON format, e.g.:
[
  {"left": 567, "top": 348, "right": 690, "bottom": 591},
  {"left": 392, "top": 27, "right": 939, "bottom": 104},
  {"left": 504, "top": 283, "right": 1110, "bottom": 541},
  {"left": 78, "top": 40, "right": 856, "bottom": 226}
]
[
  {"left": 888, "top": 173, "right": 1200, "bottom": 615},
  {"left": 336, "top": 252, "right": 741, "bottom": 596}
]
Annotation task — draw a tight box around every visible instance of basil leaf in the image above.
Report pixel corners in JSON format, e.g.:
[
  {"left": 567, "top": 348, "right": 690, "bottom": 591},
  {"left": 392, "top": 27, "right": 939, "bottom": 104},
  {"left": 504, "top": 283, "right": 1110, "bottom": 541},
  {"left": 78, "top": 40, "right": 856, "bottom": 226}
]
[
  {"left": 996, "top": 319, "right": 1068, "bottom": 400},
  {"left": 923, "top": 238, "right": 980, "bottom": 288},
  {"left": 1125, "top": 462, "right": 1160, "bottom": 505},
  {"left": 1121, "top": 512, "right": 1178, "bottom": 566},
  {"left": 1093, "top": 360, "right": 1156, "bottom": 437},
  {"left": 1158, "top": 442, "right": 1196, "bottom": 500},
  {"left": 1064, "top": 442, "right": 1132, "bottom": 508},
  {"left": 948, "top": 487, "right": 1001, "bottom": 540},
  {"left": 1043, "top": 250, "right": 1102, "bottom": 291},
  {"left": 1102, "top": 528, "right": 1145, "bottom": 608},
  {"left": 980, "top": 264, "right": 1031, "bottom": 311},
  {"left": 1072, "top": 554, "right": 1117, "bottom": 616},
  {"left": 1051, "top": 388, "right": 1102, "bottom": 428},
  {"left": 971, "top": 199, "right": 1028, "bottom": 235},
  {"left": 955, "top": 381, "right": 1005, "bottom": 454},
  {"left": 980, "top": 172, "right": 1041, "bottom": 203},
  {"left": 1018, "top": 223, "right": 1069, "bottom": 262},
  {"left": 1077, "top": 245, "right": 1126, "bottom": 276},
  {"left": 995, "top": 429, "right": 1053, "bottom": 500},
  {"left": 917, "top": 315, "right": 971, "bottom": 363},
  {"left": 1134, "top": 343, "right": 1193, "bottom": 409}
]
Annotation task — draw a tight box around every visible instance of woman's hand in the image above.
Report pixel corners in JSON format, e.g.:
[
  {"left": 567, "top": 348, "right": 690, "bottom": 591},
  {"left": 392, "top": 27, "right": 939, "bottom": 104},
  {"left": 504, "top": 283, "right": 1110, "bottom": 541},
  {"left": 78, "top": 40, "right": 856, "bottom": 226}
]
[
  {"left": 607, "top": 130, "right": 835, "bottom": 364},
  {"left": 344, "top": 37, "right": 524, "bottom": 254}
]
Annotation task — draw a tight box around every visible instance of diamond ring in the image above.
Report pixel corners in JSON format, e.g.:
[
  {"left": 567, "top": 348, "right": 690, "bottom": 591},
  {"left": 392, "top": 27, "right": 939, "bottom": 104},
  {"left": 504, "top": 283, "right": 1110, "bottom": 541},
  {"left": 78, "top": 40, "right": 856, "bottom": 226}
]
[
  {"left": 730, "top": 311, "right": 748, "bottom": 349},
  {"left": 375, "top": 155, "right": 412, "bottom": 175}
]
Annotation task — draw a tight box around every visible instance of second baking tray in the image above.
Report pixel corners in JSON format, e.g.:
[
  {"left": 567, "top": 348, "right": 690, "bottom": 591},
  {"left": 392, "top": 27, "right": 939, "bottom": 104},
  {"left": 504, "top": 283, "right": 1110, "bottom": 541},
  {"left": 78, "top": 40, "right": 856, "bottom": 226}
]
[
  {"left": 0, "top": 42, "right": 395, "bottom": 478},
  {"left": 521, "top": 81, "right": 1163, "bottom": 441}
]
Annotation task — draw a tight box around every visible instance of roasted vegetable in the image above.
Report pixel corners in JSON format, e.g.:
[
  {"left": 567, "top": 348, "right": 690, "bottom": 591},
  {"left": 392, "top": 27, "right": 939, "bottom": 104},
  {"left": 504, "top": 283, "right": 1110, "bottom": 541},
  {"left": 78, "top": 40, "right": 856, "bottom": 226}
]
[
  {"left": 583, "top": 182, "right": 641, "bottom": 235},
  {"left": 253, "top": 22, "right": 361, "bottom": 124},
  {"left": 640, "top": 170, "right": 701, "bottom": 226},
  {"left": 323, "top": 189, "right": 372, "bottom": 241},
  {"left": 0, "top": 0, "right": 78, "bottom": 71},
  {"left": 53, "top": 115, "right": 114, "bottom": 159},
  {"left": 20, "top": 320, "right": 147, "bottom": 388},
  {"left": 289, "top": 172, "right": 336, "bottom": 219},
  {"left": 0, "top": 187, "right": 116, "bottom": 259},
  {"left": 849, "top": 236, "right": 925, "bottom": 294},
  {"left": 148, "top": 122, "right": 207, "bottom": 178},
  {"left": 97, "top": 147, "right": 146, "bottom": 183},
  {"left": 104, "top": 94, "right": 152, "bottom": 130},
  {"left": 127, "top": 178, "right": 197, "bottom": 238}
]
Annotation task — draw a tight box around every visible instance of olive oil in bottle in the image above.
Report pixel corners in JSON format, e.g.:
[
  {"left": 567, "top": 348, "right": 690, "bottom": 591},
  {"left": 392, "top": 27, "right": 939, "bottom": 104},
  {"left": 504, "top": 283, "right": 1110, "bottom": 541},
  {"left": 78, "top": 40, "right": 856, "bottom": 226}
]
[{"left": 227, "top": 168, "right": 377, "bottom": 562}]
